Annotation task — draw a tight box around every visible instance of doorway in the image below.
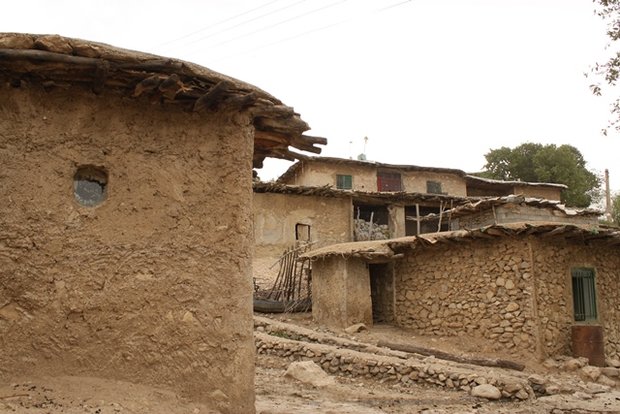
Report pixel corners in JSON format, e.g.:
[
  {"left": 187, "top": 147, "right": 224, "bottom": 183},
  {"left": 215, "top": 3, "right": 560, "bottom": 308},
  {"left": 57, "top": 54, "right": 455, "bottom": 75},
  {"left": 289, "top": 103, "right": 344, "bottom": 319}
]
[{"left": 369, "top": 263, "right": 394, "bottom": 323}]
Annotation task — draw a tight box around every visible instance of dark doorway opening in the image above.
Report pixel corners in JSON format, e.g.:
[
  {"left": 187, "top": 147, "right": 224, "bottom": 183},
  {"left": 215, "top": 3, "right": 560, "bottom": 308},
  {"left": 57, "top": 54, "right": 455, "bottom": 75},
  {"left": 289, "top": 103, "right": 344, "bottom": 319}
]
[{"left": 369, "top": 263, "right": 393, "bottom": 324}]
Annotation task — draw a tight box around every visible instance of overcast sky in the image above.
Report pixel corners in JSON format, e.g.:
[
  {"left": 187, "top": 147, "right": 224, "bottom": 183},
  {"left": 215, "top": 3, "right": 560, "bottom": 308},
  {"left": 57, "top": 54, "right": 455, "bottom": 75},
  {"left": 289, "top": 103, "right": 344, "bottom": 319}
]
[{"left": 3, "top": 0, "right": 619, "bottom": 192}]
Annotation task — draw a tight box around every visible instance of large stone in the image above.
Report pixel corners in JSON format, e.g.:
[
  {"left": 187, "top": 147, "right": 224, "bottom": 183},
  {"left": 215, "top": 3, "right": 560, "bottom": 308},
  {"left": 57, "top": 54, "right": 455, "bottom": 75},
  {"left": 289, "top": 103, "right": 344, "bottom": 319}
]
[
  {"left": 504, "top": 279, "right": 515, "bottom": 290},
  {"left": 562, "top": 358, "right": 587, "bottom": 371},
  {"left": 471, "top": 384, "right": 502, "bottom": 400},
  {"left": 344, "top": 323, "right": 367, "bottom": 334},
  {"left": 601, "top": 367, "right": 620, "bottom": 378},
  {"left": 285, "top": 361, "right": 335, "bottom": 388},
  {"left": 505, "top": 302, "right": 520, "bottom": 312},
  {"left": 581, "top": 365, "right": 601, "bottom": 382},
  {"left": 597, "top": 374, "right": 617, "bottom": 387},
  {"left": 527, "top": 374, "right": 546, "bottom": 385},
  {"left": 607, "top": 358, "right": 620, "bottom": 368},
  {"left": 33, "top": 34, "right": 73, "bottom": 54}
]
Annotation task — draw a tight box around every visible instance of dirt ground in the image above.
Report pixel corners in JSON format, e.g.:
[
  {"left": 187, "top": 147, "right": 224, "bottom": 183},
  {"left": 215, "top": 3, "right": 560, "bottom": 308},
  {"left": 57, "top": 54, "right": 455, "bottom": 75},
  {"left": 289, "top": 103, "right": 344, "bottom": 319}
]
[{"left": 2, "top": 313, "right": 620, "bottom": 414}]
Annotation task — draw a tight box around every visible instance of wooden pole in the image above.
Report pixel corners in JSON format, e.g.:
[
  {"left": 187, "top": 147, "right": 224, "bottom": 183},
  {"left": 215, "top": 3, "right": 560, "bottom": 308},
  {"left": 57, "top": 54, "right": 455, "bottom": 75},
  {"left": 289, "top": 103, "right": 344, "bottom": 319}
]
[{"left": 416, "top": 204, "right": 421, "bottom": 235}]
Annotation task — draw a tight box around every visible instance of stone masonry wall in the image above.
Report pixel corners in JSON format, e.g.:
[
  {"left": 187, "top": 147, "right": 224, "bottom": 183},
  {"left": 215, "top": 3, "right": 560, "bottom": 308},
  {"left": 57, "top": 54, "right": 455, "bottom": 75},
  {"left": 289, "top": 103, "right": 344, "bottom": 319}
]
[
  {"left": 530, "top": 239, "right": 620, "bottom": 359},
  {"left": 394, "top": 239, "right": 538, "bottom": 357}
]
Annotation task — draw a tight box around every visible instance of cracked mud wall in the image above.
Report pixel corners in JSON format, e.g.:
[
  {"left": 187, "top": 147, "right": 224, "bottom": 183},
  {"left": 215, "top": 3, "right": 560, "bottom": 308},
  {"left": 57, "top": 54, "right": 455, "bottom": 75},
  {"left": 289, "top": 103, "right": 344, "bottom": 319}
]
[{"left": 0, "top": 82, "right": 255, "bottom": 413}]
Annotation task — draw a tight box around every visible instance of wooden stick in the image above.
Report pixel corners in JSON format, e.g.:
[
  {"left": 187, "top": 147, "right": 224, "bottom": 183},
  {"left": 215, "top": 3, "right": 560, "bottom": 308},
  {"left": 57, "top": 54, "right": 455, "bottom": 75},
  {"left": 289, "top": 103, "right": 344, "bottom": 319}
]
[
  {"left": 416, "top": 204, "right": 421, "bottom": 235},
  {"left": 0, "top": 393, "right": 30, "bottom": 399},
  {"left": 376, "top": 340, "right": 525, "bottom": 371}
]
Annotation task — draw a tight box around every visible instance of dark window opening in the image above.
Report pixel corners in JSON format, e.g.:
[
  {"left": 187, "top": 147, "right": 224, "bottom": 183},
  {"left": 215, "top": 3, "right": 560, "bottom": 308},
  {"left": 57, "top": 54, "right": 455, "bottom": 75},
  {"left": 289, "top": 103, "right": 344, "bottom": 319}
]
[
  {"left": 295, "top": 223, "right": 311, "bottom": 242},
  {"left": 353, "top": 204, "right": 389, "bottom": 241},
  {"left": 377, "top": 171, "right": 402, "bottom": 192},
  {"left": 405, "top": 205, "right": 450, "bottom": 236},
  {"left": 336, "top": 174, "right": 353, "bottom": 190},
  {"left": 74, "top": 165, "right": 108, "bottom": 207},
  {"left": 572, "top": 268, "right": 597, "bottom": 322},
  {"left": 426, "top": 180, "right": 443, "bottom": 194}
]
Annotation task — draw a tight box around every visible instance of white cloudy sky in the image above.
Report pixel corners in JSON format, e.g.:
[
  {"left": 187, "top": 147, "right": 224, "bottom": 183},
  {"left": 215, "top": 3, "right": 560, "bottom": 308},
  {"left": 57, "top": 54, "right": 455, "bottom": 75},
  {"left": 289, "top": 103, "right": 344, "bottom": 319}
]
[{"left": 3, "top": 0, "right": 619, "bottom": 191}]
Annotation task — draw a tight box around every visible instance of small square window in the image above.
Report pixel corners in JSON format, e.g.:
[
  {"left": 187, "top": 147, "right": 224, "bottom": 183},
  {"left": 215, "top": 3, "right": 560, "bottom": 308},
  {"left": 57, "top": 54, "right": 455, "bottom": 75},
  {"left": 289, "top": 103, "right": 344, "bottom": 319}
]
[
  {"left": 336, "top": 174, "right": 352, "bottom": 190},
  {"left": 572, "top": 268, "right": 597, "bottom": 322},
  {"left": 295, "top": 223, "right": 311, "bottom": 242},
  {"left": 426, "top": 181, "right": 443, "bottom": 194},
  {"left": 74, "top": 165, "right": 108, "bottom": 207}
]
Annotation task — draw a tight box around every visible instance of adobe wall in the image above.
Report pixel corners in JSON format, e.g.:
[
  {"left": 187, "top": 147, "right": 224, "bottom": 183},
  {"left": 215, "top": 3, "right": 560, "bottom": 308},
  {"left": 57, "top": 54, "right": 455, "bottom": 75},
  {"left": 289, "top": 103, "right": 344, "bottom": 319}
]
[
  {"left": 285, "top": 161, "right": 467, "bottom": 196},
  {"left": 394, "top": 239, "right": 538, "bottom": 358},
  {"left": 529, "top": 239, "right": 620, "bottom": 359},
  {"left": 0, "top": 82, "right": 255, "bottom": 413},
  {"left": 400, "top": 171, "right": 467, "bottom": 196},
  {"left": 514, "top": 185, "right": 562, "bottom": 201},
  {"left": 287, "top": 162, "right": 377, "bottom": 191},
  {"left": 312, "top": 257, "right": 372, "bottom": 328},
  {"left": 252, "top": 192, "right": 352, "bottom": 288}
]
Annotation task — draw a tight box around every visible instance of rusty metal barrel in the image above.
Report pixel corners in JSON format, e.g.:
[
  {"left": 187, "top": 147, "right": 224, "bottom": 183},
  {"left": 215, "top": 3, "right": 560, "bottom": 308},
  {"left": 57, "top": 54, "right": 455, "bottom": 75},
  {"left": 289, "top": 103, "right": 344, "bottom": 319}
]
[{"left": 572, "top": 325, "right": 605, "bottom": 367}]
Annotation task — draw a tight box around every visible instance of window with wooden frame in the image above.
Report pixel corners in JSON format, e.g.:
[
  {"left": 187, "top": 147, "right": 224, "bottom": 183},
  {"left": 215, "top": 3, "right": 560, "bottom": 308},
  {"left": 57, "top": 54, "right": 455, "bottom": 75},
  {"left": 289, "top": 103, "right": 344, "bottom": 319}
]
[
  {"left": 426, "top": 180, "right": 443, "bottom": 194},
  {"left": 377, "top": 171, "right": 402, "bottom": 192},
  {"left": 571, "top": 267, "right": 597, "bottom": 322},
  {"left": 336, "top": 174, "right": 352, "bottom": 190}
]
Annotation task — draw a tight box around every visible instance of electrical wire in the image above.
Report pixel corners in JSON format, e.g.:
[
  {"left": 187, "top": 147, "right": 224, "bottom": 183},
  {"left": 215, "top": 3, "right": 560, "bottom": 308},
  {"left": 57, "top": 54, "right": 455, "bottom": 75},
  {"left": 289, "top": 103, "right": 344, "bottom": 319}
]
[
  {"left": 208, "top": 0, "right": 413, "bottom": 64},
  {"left": 180, "top": 0, "right": 311, "bottom": 49},
  {"left": 203, "top": 0, "right": 349, "bottom": 50},
  {"left": 157, "top": 0, "right": 283, "bottom": 49}
]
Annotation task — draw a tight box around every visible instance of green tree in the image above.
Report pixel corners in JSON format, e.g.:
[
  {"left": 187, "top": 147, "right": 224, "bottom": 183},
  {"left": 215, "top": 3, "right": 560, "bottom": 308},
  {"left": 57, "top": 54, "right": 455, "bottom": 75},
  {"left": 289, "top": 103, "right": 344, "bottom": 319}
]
[
  {"left": 590, "top": 0, "right": 620, "bottom": 133},
  {"left": 612, "top": 193, "right": 620, "bottom": 225},
  {"left": 482, "top": 143, "right": 601, "bottom": 207}
]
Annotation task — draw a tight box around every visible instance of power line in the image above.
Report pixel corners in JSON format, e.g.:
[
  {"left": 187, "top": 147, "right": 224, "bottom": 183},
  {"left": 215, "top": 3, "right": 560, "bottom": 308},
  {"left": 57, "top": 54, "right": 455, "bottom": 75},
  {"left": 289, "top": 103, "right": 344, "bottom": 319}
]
[
  {"left": 157, "top": 0, "right": 283, "bottom": 49},
  {"left": 208, "top": 0, "right": 413, "bottom": 64},
  {"left": 203, "top": 0, "right": 349, "bottom": 50},
  {"left": 181, "top": 0, "right": 311, "bottom": 49}
]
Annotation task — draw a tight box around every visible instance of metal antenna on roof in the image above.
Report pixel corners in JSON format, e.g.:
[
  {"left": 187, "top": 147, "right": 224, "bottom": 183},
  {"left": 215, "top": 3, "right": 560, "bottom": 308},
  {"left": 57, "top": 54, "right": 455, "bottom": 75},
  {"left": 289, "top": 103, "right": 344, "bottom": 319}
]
[
  {"left": 357, "top": 136, "right": 368, "bottom": 161},
  {"left": 349, "top": 140, "right": 353, "bottom": 160}
]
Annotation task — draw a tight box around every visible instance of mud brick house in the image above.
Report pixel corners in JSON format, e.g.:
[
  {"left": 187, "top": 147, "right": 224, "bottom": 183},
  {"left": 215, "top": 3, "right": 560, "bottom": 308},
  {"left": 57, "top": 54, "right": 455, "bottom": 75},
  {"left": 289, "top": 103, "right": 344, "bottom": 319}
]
[
  {"left": 252, "top": 182, "right": 470, "bottom": 288},
  {"left": 253, "top": 160, "right": 571, "bottom": 286},
  {"left": 277, "top": 156, "right": 565, "bottom": 201},
  {"left": 275, "top": 156, "right": 565, "bottom": 237},
  {"left": 304, "top": 223, "right": 620, "bottom": 362},
  {"left": 0, "top": 33, "right": 324, "bottom": 414}
]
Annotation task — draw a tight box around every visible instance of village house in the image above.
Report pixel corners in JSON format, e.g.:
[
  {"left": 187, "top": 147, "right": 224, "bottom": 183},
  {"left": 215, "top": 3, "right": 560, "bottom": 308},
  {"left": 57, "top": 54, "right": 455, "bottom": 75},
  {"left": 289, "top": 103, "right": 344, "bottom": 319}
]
[
  {"left": 0, "top": 33, "right": 324, "bottom": 414},
  {"left": 274, "top": 156, "right": 566, "bottom": 237},
  {"left": 277, "top": 156, "right": 566, "bottom": 201},
  {"left": 304, "top": 221, "right": 620, "bottom": 363},
  {"left": 253, "top": 157, "right": 571, "bottom": 289}
]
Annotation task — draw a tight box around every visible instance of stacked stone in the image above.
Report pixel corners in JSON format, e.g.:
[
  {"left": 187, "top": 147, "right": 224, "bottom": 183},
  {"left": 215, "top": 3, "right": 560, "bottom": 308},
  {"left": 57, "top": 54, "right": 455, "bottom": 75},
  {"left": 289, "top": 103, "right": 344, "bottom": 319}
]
[
  {"left": 353, "top": 219, "right": 390, "bottom": 241},
  {"left": 393, "top": 240, "right": 537, "bottom": 355},
  {"left": 254, "top": 316, "right": 408, "bottom": 358},
  {"left": 532, "top": 241, "right": 620, "bottom": 359},
  {"left": 255, "top": 331, "right": 534, "bottom": 400}
]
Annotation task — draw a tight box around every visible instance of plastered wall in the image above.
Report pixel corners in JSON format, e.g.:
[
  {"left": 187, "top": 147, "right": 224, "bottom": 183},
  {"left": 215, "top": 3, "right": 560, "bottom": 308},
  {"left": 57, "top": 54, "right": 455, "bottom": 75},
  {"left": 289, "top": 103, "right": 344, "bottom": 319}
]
[
  {"left": 0, "top": 82, "right": 255, "bottom": 413},
  {"left": 252, "top": 192, "right": 352, "bottom": 288},
  {"left": 284, "top": 161, "right": 467, "bottom": 196},
  {"left": 312, "top": 257, "right": 372, "bottom": 328}
]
